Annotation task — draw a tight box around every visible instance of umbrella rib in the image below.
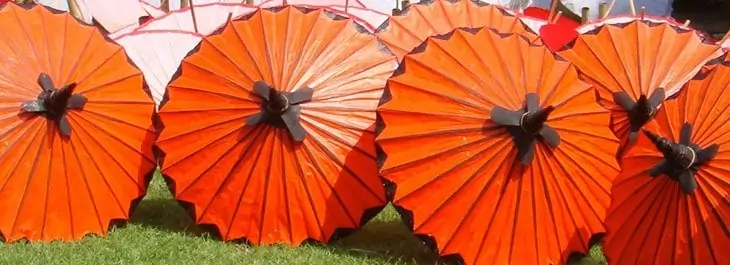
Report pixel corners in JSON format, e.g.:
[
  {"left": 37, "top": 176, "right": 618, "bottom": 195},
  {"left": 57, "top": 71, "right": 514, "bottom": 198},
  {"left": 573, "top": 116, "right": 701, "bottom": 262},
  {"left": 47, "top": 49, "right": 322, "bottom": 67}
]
[
  {"left": 542, "top": 156, "right": 592, "bottom": 250},
  {"left": 436, "top": 0, "right": 454, "bottom": 33},
  {"left": 558, "top": 140, "right": 616, "bottom": 193},
  {"left": 67, "top": 134, "right": 107, "bottom": 237},
  {"left": 433, "top": 139, "right": 511, "bottom": 256},
  {"left": 473, "top": 157, "right": 522, "bottom": 265},
  {"left": 74, "top": 108, "right": 155, "bottom": 136},
  {"left": 430, "top": 31, "right": 510, "bottom": 106},
  {"left": 67, "top": 116, "right": 132, "bottom": 217},
  {"left": 68, "top": 112, "right": 155, "bottom": 165},
  {"left": 456, "top": 33, "right": 515, "bottom": 107},
  {"left": 259, "top": 10, "right": 278, "bottom": 90},
  {"left": 645, "top": 25, "right": 666, "bottom": 99},
  {"left": 39, "top": 4, "right": 54, "bottom": 81},
  {"left": 307, "top": 85, "right": 382, "bottom": 102},
  {"left": 632, "top": 181, "right": 674, "bottom": 263},
  {"left": 555, "top": 148, "right": 609, "bottom": 222},
  {"left": 292, "top": 143, "right": 327, "bottom": 241},
  {"left": 535, "top": 148, "right": 564, "bottom": 264},
  {"left": 279, "top": 134, "right": 295, "bottom": 244},
  {"left": 256, "top": 130, "right": 275, "bottom": 245},
  {"left": 161, "top": 116, "right": 249, "bottom": 171},
  {"left": 8, "top": 120, "right": 48, "bottom": 240},
  {"left": 378, "top": 127, "right": 494, "bottom": 173},
  {"left": 605, "top": 26, "right": 639, "bottom": 100},
  {"left": 691, "top": 181, "right": 723, "bottom": 264},
  {"left": 280, "top": 11, "right": 332, "bottom": 93},
  {"left": 388, "top": 76, "right": 490, "bottom": 114},
  {"left": 611, "top": 179, "right": 669, "bottom": 263},
  {"left": 574, "top": 33, "right": 626, "bottom": 98},
  {"left": 72, "top": 49, "right": 127, "bottom": 92},
  {"left": 229, "top": 22, "right": 266, "bottom": 82},
  {"left": 66, "top": 114, "right": 148, "bottom": 193},
  {"left": 78, "top": 72, "right": 145, "bottom": 96},
  {"left": 302, "top": 127, "right": 373, "bottom": 225},
  {"left": 40, "top": 133, "right": 57, "bottom": 239},
  {"left": 0, "top": 119, "right": 43, "bottom": 193},
  {"left": 279, "top": 8, "right": 291, "bottom": 91},
  {"left": 507, "top": 162, "right": 526, "bottom": 262},
  {"left": 648, "top": 181, "right": 679, "bottom": 261},
  {"left": 10, "top": 6, "right": 43, "bottom": 75},
  {"left": 683, "top": 194, "right": 698, "bottom": 263},
  {"left": 218, "top": 127, "right": 268, "bottom": 241},
  {"left": 203, "top": 36, "right": 259, "bottom": 86},
  {"left": 300, "top": 141, "right": 358, "bottom": 236},
  {"left": 384, "top": 18, "right": 424, "bottom": 50},
  {"left": 58, "top": 135, "right": 77, "bottom": 239},
  {"left": 176, "top": 63, "right": 259, "bottom": 101},
  {"left": 540, "top": 150, "right": 589, "bottom": 254},
  {"left": 485, "top": 29, "right": 521, "bottom": 106},
  {"left": 61, "top": 26, "right": 95, "bottom": 87},
  {"left": 304, "top": 35, "right": 371, "bottom": 96},
  {"left": 413, "top": 137, "right": 509, "bottom": 245},
  {"left": 171, "top": 117, "right": 258, "bottom": 195}
]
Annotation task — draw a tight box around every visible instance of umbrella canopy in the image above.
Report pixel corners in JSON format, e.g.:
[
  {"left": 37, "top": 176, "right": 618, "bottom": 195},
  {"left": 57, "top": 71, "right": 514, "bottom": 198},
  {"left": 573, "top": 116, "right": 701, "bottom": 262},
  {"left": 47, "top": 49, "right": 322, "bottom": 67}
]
[
  {"left": 603, "top": 63, "right": 730, "bottom": 265},
  {"left": 108, "top": 3, "right": 257, "bottom": 39},
  {"left": 258, "top": 0, "right": 388, "bottom": 32},
  {"left": 0, "top": 3, "right": 157, "bottom": 242},
  {"left": 376, "top": 0, "right": 539, "bottom": 60},
  {"left": 156, "top": 6, "right": 395, "bottom": 245},
  {"left": 114, "top": 30, "right": 204, "bottom": 109},
  {"left": 376, "top": 27, "right": 620, "bottom": 265},
  {"left": 556, "top": 19, "right": 721, "bottom": 155}
]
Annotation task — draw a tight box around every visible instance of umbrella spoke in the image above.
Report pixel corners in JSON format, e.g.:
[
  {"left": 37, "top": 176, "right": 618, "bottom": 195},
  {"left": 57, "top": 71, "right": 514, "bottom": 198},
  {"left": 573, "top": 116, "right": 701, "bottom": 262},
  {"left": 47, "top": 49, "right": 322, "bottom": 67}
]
[
  {"left": 642, "top": 123, "right": 718, "bottom": 195},
  {"left": 491, "top": 93, "right": 560, "bottom": 165},
  {"left": 19, "top": 73, "right": 86, "bottom": 138},
  {"left": 245, "top": 81, "right": 313, "bottom": 142}
]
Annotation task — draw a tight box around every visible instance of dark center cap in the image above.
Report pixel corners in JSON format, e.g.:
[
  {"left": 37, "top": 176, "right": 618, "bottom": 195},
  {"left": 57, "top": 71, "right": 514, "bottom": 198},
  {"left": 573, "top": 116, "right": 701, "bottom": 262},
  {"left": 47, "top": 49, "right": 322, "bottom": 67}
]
[
  {"left": 490, "top": 93, "right": 561, "bottom": 165},
  {"left": 245, "top": 81, "right": 314, "bottom": 142},
  {"left": 642, "top": 123, "right": 718, "bottom": 195},
  {"left": 613, "top": 88, "right": 665, "bottom": 142},
  {"left": 19, "top": 73, "right": 87, "bottom": 137}
]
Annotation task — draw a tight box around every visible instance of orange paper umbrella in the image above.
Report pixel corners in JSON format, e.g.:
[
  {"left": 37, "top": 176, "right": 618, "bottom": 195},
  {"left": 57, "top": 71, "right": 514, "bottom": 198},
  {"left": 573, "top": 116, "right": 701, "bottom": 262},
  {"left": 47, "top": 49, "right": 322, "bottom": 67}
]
[
  {"left": 603, "top": 63, "right": 730, "bottom": 265},
  {"left": 556, "top": 19, "right": 721, "bottom": 154},
  {"left": 376, "top": 0, "right": 538, "bottom": 60},
  {"left": 0, "top": 3, "right": 157, "bottom": 242},
  {"left": 376, "top": 27, "right": 620, "bottom": 265},
  {"left": 156, "top": 6, "right": 396, "bottom": 246}
]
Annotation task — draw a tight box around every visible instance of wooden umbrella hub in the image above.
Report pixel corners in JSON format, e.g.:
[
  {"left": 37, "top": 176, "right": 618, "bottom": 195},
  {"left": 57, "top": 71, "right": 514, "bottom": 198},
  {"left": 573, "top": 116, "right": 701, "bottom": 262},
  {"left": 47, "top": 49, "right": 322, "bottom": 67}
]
[
  {"left": 19, "top": 73, "right": 87, "bottom": 137},
  {"left": 612, "top": 88, "right": 665, "bottom": 141},
  {"left": 641, "top": 123, "right": 718, "bottom": 194},
  {"left": 490, "top": 93, "right": 561, "bottom": 165},
  {"left": 245, "top": 81, "right": 314, "bottom": 142}
]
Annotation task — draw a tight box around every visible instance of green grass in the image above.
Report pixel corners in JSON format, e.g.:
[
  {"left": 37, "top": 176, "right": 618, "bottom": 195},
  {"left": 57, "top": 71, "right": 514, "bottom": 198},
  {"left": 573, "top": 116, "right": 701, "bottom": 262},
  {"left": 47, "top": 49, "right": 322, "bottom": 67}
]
[{"left": 0, "top": 174, "right": 608, "bottom": 265}]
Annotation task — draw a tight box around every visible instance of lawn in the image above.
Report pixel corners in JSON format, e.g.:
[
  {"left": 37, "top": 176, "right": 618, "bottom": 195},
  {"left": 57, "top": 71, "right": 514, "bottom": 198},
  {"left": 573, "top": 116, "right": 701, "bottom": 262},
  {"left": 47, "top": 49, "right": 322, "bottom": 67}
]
[{"left": 0, "top": 174, "right": 608, "bottom": 265}]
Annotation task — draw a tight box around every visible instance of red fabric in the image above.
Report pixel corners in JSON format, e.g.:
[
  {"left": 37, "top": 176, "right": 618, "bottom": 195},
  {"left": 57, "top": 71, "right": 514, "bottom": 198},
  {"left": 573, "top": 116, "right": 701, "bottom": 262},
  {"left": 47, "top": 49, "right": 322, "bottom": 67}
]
[{"left": 523, "top": 7, "right": 579, "bottom": 51}]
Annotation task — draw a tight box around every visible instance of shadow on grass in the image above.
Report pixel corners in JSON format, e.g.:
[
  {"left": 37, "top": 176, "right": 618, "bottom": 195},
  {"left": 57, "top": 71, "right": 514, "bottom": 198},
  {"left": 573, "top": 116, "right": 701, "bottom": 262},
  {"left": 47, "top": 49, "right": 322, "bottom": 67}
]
[
  {"left": 129, "top": 198, "right": 207, "bottom": 237},
  {"left": 322, "top": 219, "right": 451, "bottom": 265}
]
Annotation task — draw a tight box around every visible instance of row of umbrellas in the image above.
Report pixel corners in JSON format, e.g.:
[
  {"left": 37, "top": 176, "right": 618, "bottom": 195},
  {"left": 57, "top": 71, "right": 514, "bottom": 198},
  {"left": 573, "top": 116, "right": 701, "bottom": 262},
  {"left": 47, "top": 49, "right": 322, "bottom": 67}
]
[{"left": 0, "top": 0, "right": 727, "bottom": 265}]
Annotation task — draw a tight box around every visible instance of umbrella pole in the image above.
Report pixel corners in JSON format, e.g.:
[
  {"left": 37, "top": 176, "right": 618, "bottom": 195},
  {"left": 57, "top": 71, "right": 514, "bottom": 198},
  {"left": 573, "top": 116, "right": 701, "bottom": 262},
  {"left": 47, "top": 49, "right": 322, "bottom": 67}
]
[
  {"left": 401, "top": 0, "right": 410, "bottom": 10},
  {"left": 161, "top": 0, "right": 170, "bottom": 12},
  {"left": 245, "top": 0, "right": 253, "bottom": 4},
  {"left": 190, "top": 0, "right": 199, "bottom": 33},
  {"left": 603, "top": 0, "right": 617, "bottom": 18},
  {"left": 581, "top": 7, "right": 590, "bottom": 24},
  {"left": 598, "top": 2, "right": 608, "bottom": 18},
  {"left": 67, "top": 0, "right": 83, "bottom": 21},
  {"left": 181, "top": 0, "right": 189, "bottom": 9}
]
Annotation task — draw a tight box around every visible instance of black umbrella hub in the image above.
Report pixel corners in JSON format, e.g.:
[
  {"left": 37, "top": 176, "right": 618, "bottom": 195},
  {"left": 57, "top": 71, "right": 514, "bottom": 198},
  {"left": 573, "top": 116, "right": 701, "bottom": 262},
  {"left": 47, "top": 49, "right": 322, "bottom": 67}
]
[
  {"left": 19, "top": 73, "right": 87, "bottom": 137},
  {"left": 613, "top": 88, "right": 665, "bottom": 142},
  {"left": 490, "top": 93, "right": 561, "bottom": 165},
  {"left": 245, "top": 81, "right": 314, "bottom": 142},
  {"left": 642, "top": 123, "right": 718, "bottom": 195}
]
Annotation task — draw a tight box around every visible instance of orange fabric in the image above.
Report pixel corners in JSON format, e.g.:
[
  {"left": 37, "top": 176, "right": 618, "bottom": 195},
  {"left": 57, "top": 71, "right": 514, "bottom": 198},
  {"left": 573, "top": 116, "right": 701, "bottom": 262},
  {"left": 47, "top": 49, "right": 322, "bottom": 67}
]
[
  {"left": 376, "top": 28, "right": 620, "bottom": 265},
  {"left": 0, "top": 4, "right": 156, "bottom": 242},
  {"left": 376, "top": 0, "right": 539, "bottom": 60},
  {"left": 604, "top": 64, "right": 730, "bottom": 265},
  {"left": 156, "top": 6, "right": 395, "bottom": 246},
  {"left": 557, "top": 20, "right": 722, "bottom": 154}
]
